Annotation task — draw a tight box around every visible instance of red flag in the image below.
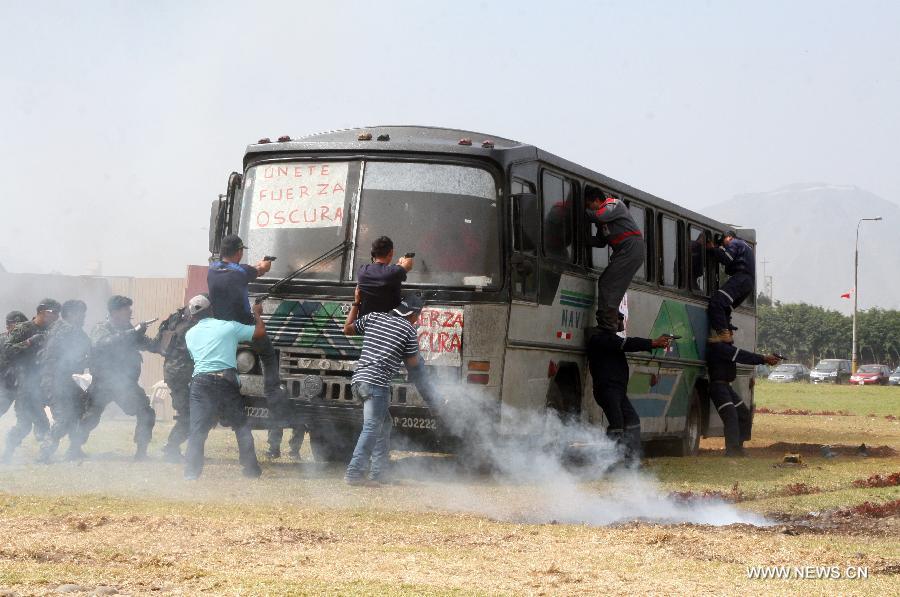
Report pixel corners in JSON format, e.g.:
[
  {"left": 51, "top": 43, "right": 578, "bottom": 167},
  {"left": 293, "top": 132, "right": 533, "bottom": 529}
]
[{"left": 840, "top": 291, "right": 852, "bottom": 299}]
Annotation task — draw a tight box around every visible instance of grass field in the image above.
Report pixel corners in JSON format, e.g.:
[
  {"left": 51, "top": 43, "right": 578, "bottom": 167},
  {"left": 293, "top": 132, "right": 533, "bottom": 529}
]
[{"left": 0, "top": 383, "right": 897, "bottom": 595}]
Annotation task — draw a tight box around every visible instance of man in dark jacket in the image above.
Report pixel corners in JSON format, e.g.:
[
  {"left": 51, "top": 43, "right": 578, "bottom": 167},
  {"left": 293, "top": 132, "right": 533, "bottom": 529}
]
[
  {"left": 1, "top": 299, "right": 60, "bottom": 462},
  {"left": 356, "top": 236, "right": 414, "bottom": 317},
  {"left": 706, "top": 328, "right": 780, "bottom": 456},
  {"left": 587, "top": 314, "right": 672, "bottom": 463},
  {"left": 72, "top": 295, "right": 157, "bottom": 460},
  {"left": 585, "top": 188, "right": 645, "bottom": 332},
  {"left": 37, "top": 300, "right": 91, "bottom": 463},
  {"left": 149, "top": 296, "right": 207, "bottom": 462},
  {"left": 0, "top": 311, "right": 29, "bottom": 420},
  {"left": 708, "top": 230, "right": 755, "bottom": 334}
]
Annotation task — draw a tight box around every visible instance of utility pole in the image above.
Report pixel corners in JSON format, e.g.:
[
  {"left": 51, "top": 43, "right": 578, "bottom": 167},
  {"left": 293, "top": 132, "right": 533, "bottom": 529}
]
[
  {"left": 760, "top": 259, "right": 770, "bottom": 300},
  {"left": 852, "top": 217, "right": 882, "bottom": 373}
]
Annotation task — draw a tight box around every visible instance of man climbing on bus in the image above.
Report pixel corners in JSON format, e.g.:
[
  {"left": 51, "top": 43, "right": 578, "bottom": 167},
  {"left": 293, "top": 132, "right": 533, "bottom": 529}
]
[
  {"left": 707, "top": 230, "right": 755, "bottom": 335},
  {"left": 707, "top": 327, "right": 780, "bottom": 456},
  {"left": 587, "top": 312, "right": 672, "bottom": 464},
  {"left": 356, "top": 236, "right": 414, "bottom": 317},
  {"left": 585, "top": 188, "right": 645, "bottom": 332}
]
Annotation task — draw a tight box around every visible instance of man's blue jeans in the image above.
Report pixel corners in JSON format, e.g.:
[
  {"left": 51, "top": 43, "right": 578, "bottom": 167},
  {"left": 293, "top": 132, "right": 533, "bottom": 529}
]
[
  {"left": 185, "top": 370, "right": 259, "bottom": 479},
  {"left": 345, "top": 382, "right": 392, "bottom": 481}
]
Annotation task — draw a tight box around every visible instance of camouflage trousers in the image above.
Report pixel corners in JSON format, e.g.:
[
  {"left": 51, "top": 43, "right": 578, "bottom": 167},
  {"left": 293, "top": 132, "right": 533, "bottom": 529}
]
[
  {"left": 163, "top": 377, "right": 191, "bottom": 454},
  {"left": 74, "top": 378, "right": 156, "bottom": 451},
  {"left": 2, "top": 385, "right": 50, "bottom": 460}
]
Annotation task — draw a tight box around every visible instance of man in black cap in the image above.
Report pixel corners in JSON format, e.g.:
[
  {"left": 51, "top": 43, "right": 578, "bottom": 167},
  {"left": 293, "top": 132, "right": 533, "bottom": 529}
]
[
  {"left": 0, "top": 311, "right": 29, "bottom": 420},
  {"left": 207, "top": 234, "right": 283, "bottom": 420},
  {"left": 72, "top": 295, "right": 157, "bottom": 460},
  {"left": 706, "top": 327, "right": 780, "bottom": 456},
  {"left": 707, "top": 230, "right": 755, "bottom": 335},
  {"left": 587, "top": 312, "right": 672, "bottom": 464},
  {"left": 1, "top": 299, "right": 60, "bottom": 462},
  {"left": 37, "top": 300, "right": 90, "bottom": 463},
  {"left": 342, "top": 291, "right": 424, "bottom": 485}
]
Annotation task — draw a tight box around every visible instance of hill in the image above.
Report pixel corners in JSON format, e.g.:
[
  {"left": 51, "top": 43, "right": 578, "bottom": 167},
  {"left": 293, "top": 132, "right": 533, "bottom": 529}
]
[{"left": 705, "top": 184, "right": 899, "bottom": 311}]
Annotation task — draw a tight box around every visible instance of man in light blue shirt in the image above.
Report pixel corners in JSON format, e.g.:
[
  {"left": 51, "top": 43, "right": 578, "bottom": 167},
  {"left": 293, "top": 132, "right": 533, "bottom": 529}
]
[{"left": 183, "top": 295, "right": 267, "bottom": 480}]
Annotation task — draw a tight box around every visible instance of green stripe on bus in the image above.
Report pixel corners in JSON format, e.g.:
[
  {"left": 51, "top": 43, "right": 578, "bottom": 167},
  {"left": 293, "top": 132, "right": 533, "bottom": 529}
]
[
  {"left": 560, "top": 299, "right": 591, "bottom": 308},
  {"left": 561, "top": 289, "right": 593, "bottom": 300}
]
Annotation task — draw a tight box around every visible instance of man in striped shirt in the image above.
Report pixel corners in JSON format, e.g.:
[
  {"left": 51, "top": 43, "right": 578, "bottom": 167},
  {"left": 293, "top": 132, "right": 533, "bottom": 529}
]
[{"left": 342, "top": 290, "right": 424, "bottom": 486}]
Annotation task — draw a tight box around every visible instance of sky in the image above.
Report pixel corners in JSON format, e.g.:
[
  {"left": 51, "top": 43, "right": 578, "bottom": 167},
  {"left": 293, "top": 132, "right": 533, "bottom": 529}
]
[{"left": 1, "top": 0, "right": 898, "bottom": 277}]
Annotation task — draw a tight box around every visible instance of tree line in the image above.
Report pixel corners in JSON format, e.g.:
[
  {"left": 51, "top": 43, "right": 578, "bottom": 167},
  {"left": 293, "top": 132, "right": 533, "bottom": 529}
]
[{"left": 756, "top": 295, "right": 900, "bottom": 367}]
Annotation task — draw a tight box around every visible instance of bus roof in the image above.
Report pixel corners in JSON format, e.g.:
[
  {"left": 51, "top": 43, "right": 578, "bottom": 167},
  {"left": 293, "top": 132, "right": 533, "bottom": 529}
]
[{"left": 245, "top": 125, "right": 752, "bottom": 237}]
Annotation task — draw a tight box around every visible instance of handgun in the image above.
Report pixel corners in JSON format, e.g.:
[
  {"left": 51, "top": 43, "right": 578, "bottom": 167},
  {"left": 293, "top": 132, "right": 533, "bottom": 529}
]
[
  {"left": 140, "top": 318, "right": 159, "bottom": 327},
  {"left": 404, "top": 252, "right": 416, "bottom": 258},
  {"left": 663, "top": 334, "right": 682, "bottom": 340},
  {"left": 263, "top": 255, "right": 277, "bottom": 261},
  {"left": 773, "top": 353, "right": 786, "bottom": 360}
]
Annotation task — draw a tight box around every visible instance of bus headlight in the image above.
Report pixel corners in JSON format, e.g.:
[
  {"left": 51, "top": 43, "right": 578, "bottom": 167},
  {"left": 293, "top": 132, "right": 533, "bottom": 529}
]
[{"left": 236, "top": 350, "right": 257, "bottom": 374}]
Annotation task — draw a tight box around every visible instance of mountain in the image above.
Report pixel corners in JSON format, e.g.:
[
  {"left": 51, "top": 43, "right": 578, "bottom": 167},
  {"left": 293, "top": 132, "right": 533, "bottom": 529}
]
[{"left": 705, "top": 184, "right": 899, "bottom": 312}]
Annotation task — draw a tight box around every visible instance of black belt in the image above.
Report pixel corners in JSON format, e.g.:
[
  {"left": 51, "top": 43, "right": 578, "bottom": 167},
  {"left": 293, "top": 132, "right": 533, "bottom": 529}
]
[{"left": 199, "top": 369, "right": 238, "bottom": 379}]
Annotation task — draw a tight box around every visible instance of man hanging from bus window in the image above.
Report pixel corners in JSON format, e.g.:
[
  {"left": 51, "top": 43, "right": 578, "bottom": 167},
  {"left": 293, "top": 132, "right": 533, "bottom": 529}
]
[
  {"left": 584, "top": 188, "right": 645, "bottom": 332},
  {"left": 184, "top": 296, "right": 265, "bottom": 480},
  {"left": 587, "top": 312, "right": 672, "bottom": 464},
  {"left": 1, "top": 299, "right": 60, "bottom": 463},
  {"left": 342, "top": 290, "right": 424, "bottom": 486},
  {"left": 356, "top": 236, "right": 414, "bottom": 317},
  {"left": 707, "top": 230, "right": 755, "bottom": 335},
  {"left": 707, "top": 327, "right": 780, "bottom": 456},
  {"left": 207, "top": 235, "right": 285, "bottom": 426}
]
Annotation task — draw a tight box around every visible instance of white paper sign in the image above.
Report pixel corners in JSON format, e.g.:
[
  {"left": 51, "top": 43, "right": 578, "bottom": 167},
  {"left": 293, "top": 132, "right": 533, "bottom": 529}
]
[
  {"left": 417, "top": 307, "right": 464, "bottom": 366},
  {"left": 250, "top": 162, "right": 348, "bottom": 229}
]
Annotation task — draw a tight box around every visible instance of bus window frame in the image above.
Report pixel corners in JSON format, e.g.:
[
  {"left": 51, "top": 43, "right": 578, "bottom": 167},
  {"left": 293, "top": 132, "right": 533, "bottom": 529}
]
[
  {"left": 657, "top": 212, "right": 685, "bottom": 290},
  {"left": 539, "top": 168, "right": 579, "bottom": 265},
  {"left": 509, "top": 177, "right": 539, "bottom": 302},
  {"left": 688, "top": 223, "right": 711, "bottom": 297},
  {"left": 622, "top": 197, "right": 653, "bottom": 285}
]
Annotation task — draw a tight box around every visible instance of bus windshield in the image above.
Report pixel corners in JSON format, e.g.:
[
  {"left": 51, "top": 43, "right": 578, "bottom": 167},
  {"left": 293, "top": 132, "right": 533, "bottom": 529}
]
[{"left": 352, "top": 162, "right": 500, "bottom": 288}]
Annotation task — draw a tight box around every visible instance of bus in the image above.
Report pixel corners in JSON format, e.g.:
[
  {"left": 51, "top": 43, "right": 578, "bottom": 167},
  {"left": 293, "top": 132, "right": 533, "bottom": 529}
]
[{"left": 208, "top": 126, "right": 758, "bottom": 461}]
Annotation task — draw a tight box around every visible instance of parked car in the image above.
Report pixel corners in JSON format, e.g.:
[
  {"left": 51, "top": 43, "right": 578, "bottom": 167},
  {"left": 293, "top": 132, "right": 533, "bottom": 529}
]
[
  {"left": 810, "top": 359, "right": 852, "bottom": 384},
  {"left": 768, "top": 363, "right": 810, "bottom": 383},
  {"left": 850, "top": 364, "right": 892, "bottom": 386},
  {"left": 890, "top": 367, "right": 900, "bottom": 386}
]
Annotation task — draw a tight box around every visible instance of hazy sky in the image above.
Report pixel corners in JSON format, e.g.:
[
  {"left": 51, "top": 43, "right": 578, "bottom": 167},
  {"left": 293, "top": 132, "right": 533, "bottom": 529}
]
[{"left": 2, "top": 0, "right": 898, "bottom": 277}]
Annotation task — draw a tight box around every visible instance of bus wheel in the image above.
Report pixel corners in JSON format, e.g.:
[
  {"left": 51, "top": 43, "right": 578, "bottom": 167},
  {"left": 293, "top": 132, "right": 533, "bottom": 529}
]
[
  {"left": 679, "top": 397, "right": 702, "bottom": 456},
  {"left": 309, "top": 424, "right": 357, "bottom": 464}
]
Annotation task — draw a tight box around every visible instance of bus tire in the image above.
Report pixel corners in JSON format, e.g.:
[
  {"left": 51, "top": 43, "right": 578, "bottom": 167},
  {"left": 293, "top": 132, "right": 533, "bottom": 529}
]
[{"left": 309, "top": 424, "right": 357, "bottom": 464}]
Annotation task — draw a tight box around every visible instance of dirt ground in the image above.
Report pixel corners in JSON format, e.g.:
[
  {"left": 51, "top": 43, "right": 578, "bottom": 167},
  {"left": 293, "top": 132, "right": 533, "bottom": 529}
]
[{"left": 0, "top": 386, "right": 897, "bottom": 595}]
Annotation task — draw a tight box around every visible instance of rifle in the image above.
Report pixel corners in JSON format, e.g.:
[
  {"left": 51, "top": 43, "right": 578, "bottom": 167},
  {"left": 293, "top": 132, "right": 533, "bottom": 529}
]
[{"left": 254, "top": 241, "right": 351, "bottom": 304}]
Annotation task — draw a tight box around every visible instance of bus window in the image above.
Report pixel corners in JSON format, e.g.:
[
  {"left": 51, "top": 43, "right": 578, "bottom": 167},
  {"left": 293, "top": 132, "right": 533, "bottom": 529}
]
[
  {"left": 659, "top": 215, "right": 683, "bottom": 288},
  {"left": 542, "top": 171, "right": 574, "bottom": 262},
  {"left": 629, "top": 203, "right": 648, "bottom": 281},
  {"left": 689, "top": 225, "right": 708, "bottom": 294},
  {"left": 585, "top": 185, "right": 610, "bottom": 271},
  {"left": 511, "top": 179, "right": 538, "bottom": 254}
]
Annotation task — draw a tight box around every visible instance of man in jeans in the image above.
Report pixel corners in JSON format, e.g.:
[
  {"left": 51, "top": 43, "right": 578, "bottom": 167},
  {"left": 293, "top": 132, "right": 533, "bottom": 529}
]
[
  {"left": 342, "top": 290, "right": 424, "bottom": 486},
  {"left": 184, "top": 296, "right": 266, "bottom": 480}
]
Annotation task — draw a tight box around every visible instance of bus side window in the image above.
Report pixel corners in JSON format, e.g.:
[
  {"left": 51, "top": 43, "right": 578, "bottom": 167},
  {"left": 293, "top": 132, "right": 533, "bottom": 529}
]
[
  {"left": 628, "top": 203, "right": 648, "bottom": 281},
  {"left": 689, "top": 225, "right": 708, "bottom": 295},
  {"left": 541, "top": 171, "right": 575, "bottom": 262},
  {"left": 511, "top": 179, "right": 538, "bottom": 301},
  {"left": 658, "top": 215, "right": 684, "bottom": 289}
]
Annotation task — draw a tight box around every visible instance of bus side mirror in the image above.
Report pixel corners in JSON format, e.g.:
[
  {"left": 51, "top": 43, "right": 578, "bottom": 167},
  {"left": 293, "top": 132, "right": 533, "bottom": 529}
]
[{"left": 210, "top": 172, "right": 243, "bottom": 256}]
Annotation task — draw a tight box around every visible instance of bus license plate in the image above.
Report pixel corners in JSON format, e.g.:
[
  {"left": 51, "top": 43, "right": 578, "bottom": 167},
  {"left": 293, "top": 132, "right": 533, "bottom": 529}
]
[{"left": 393, "top": 416, "right": 437, "bottom": 430}]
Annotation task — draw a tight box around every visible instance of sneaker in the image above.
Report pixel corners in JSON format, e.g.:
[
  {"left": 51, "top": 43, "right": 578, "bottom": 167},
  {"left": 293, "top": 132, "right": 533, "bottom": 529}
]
[
  {"left": 242, "top": 464, "right": 262, "bottom": 479},
  {"left": 344, "top": 476, "right": 380, "bottom": 487},
  {"left": 162, "top": 448, "right": 183, "bottom": 463}
]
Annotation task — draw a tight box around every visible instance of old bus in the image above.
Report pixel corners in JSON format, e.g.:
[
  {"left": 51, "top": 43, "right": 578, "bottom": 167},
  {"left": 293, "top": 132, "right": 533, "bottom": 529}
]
[{"left": 209, "top": 126, "right": 757, "bottom": 460}]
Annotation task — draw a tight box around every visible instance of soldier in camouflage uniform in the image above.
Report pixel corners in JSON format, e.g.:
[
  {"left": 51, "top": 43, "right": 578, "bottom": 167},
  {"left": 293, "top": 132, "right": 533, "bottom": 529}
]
[
  {"left": 37, "top": 300, "right": 91, "bottom": 463},
  {"left": 1, "top": 299, "right": 60, "bottom": 463},
  {"left": 149, "top": 300, "right": 200, "bottom": 462},
  {"left": 71, "top": 295, "right": 157, "bottom": 460},
  {"left": 0, "top": 311, "right": 29, "bottom": 420}
]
